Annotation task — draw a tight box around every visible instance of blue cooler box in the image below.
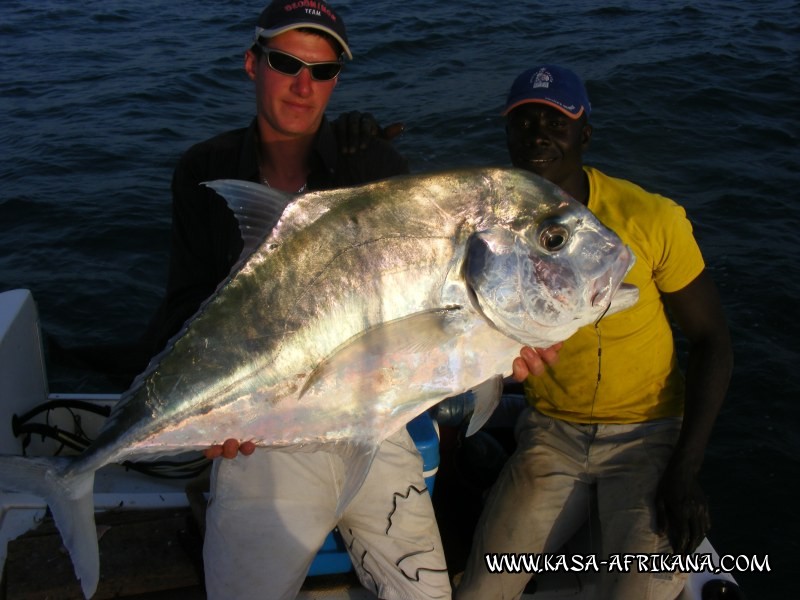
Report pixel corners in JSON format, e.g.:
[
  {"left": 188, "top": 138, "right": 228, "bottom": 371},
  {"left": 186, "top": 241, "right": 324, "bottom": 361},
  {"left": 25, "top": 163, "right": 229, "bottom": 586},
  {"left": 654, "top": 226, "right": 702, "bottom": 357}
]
[{"left": 307, "top": 411, "right": 440, "bottom": 576}]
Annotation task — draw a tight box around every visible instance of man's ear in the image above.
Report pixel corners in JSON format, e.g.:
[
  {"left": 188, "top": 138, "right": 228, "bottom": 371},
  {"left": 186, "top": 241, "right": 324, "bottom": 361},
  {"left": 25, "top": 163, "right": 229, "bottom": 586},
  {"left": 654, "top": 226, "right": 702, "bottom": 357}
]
[
  {"left": 244, "top": 48, "right": 258, "bottom": 81},
  {"left": 581, "top": 123, "right": 593, "bottom": 151}
]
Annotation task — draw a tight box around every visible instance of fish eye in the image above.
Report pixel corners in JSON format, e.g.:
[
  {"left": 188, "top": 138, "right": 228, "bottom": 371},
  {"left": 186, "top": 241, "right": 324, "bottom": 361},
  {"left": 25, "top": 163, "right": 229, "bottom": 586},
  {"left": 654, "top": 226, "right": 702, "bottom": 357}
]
[{"left": 539, "top": 222, "right": 570, "bottom": 251}]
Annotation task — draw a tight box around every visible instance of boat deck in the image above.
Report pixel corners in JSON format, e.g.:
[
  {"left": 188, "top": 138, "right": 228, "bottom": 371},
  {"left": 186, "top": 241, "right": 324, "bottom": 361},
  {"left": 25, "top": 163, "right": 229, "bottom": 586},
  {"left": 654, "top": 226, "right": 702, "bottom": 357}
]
[
  {"left": 3, "top": 506, "right": 379, "bottom": 600},
  {"left": 4, "top": 507, "right": 204, "bottom": 599}
]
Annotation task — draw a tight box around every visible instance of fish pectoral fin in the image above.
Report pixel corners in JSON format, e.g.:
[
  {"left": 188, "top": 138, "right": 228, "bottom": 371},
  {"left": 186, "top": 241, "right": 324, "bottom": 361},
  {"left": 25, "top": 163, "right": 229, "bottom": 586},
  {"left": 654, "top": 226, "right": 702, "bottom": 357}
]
[
  {"left": 300, "top": 308, "right": 467, "bottom": 400},
  {"left": 465, "top": 375, "right": 504, "bottom": 437},
  {"left": 331, "top": 442, "right": 380, "bottom": 517}
]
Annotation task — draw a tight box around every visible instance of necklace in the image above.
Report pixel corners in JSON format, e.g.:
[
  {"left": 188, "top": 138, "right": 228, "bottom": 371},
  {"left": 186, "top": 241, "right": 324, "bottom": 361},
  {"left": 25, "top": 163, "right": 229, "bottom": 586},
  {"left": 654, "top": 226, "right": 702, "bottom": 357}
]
[
  {"left": 261, "top": 175, "right": 307, "bottom": 194},
  {"left": 256, "top": 143, "right": 308, "bottom": 193}
]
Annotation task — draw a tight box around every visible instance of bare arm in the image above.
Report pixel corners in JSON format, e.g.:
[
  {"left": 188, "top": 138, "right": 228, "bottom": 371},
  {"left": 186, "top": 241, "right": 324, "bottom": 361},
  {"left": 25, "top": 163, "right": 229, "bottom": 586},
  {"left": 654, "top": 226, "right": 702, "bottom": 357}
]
[{"left": 657, "top": 270, "right": 733, "bottom": 554}]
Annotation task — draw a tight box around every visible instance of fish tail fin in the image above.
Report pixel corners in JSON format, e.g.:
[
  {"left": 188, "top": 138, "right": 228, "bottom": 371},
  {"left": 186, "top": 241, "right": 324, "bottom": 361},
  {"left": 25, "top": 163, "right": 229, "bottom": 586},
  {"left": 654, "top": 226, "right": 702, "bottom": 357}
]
[{"left": 0, "top": 455, "right": 98, "bottom": 598}]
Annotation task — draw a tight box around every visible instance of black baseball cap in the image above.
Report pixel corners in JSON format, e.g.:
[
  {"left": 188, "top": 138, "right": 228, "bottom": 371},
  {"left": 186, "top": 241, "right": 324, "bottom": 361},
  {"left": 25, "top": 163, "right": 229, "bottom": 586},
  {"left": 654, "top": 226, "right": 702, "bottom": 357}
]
[{"left": 255, "top": 0, "right": 352, "bottom": 60}]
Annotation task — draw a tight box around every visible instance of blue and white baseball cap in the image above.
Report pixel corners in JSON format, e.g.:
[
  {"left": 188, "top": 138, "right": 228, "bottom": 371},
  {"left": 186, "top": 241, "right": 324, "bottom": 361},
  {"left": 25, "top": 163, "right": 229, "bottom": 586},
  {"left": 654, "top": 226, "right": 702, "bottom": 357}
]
[{"left": 503, "top": 65, "right": 591, "bottom": 119}]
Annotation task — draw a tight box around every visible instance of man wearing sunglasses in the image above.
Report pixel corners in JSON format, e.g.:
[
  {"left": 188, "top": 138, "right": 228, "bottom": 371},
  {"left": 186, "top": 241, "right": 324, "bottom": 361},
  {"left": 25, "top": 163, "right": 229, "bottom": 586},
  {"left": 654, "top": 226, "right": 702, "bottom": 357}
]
[{"left": 163, "top": 2, "right": 453, "bottom": 600}]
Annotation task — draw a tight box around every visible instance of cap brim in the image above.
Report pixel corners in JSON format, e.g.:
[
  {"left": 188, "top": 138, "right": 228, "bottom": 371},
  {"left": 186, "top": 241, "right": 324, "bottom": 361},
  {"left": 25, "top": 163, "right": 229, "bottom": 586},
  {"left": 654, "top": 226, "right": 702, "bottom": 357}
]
[
  {"left": 502, "top": 98, "right": 585, "bottom": 119},
  {"left": 255, "top": 24, "right": 352, "bottom": 60}
]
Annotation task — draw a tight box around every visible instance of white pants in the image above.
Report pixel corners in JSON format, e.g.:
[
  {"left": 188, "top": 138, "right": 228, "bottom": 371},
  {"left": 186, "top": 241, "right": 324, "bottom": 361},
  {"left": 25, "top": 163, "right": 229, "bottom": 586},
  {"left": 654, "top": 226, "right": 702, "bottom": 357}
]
[
  {"left": 456, "top": 408, "right": 686, "bottom": 600},
  {"left": 204, "top": 428, "right": 451, "bottom": 600}
]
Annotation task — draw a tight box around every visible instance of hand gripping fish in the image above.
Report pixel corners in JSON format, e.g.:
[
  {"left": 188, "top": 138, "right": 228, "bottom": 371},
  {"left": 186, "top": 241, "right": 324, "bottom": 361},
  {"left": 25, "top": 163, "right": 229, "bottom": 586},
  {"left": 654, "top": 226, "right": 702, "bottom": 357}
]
[{"left": 0, "top": 167, "right": 638, "bottom": 597}]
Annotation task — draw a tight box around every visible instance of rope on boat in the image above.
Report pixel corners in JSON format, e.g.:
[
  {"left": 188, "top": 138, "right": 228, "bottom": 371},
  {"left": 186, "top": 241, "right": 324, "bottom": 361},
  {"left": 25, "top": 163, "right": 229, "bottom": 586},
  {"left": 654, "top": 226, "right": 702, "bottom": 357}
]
[{"left": 11, "top": 399, "right": 210, "bottom": 479}]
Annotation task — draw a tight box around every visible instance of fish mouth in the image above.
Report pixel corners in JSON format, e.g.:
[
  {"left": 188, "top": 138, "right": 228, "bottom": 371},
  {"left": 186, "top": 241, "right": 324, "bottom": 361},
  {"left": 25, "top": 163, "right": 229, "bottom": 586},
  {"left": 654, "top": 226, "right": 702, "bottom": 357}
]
[
  {"left": 590, "top": 276, "right": 616, "bottom": 309},
  {"left": 590, "top": 247, "right": 638, "bottom": 316}
]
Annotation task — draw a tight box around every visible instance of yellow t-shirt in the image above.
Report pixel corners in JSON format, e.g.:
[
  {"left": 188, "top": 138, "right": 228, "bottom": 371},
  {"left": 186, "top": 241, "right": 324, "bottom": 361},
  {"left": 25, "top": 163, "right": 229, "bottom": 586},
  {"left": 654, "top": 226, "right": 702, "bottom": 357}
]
[{"left": 523, "top": 167, "right": 705, "bottom": 423}]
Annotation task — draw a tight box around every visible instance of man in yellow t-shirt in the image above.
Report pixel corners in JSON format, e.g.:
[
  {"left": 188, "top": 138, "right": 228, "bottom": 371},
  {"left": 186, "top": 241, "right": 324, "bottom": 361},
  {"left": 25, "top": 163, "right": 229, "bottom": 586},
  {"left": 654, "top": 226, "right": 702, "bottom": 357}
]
[{"left": 457, "top": 65, "right": 733, "bottom": 600}]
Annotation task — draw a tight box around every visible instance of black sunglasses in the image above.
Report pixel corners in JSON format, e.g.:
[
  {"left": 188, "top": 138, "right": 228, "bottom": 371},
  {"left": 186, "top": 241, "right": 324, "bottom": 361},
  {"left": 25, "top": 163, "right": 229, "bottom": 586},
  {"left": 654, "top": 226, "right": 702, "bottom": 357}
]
[{"left": 257, "top": 44, "right": 342, "bottom": 81}]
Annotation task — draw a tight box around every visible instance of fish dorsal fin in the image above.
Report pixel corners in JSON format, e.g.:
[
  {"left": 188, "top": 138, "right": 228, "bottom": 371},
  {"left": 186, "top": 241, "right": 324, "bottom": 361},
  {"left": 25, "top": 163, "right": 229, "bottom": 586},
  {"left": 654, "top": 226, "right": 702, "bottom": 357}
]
[
  {"left": 465, "top": 375, "right": 504, "bottom": 437},
  {"left": 203, "top": 179, "right": 363, "bottom": 253},
  {"left": 202, "top": 179, "right": 295, "bottom": 263}
]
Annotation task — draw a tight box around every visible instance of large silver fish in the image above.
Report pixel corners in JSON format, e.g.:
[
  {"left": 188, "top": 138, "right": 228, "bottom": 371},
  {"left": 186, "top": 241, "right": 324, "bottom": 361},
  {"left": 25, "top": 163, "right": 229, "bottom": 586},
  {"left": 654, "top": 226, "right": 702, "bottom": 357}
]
[{"left": 1, "top": 167, "right": 637, "bottom": 597}]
